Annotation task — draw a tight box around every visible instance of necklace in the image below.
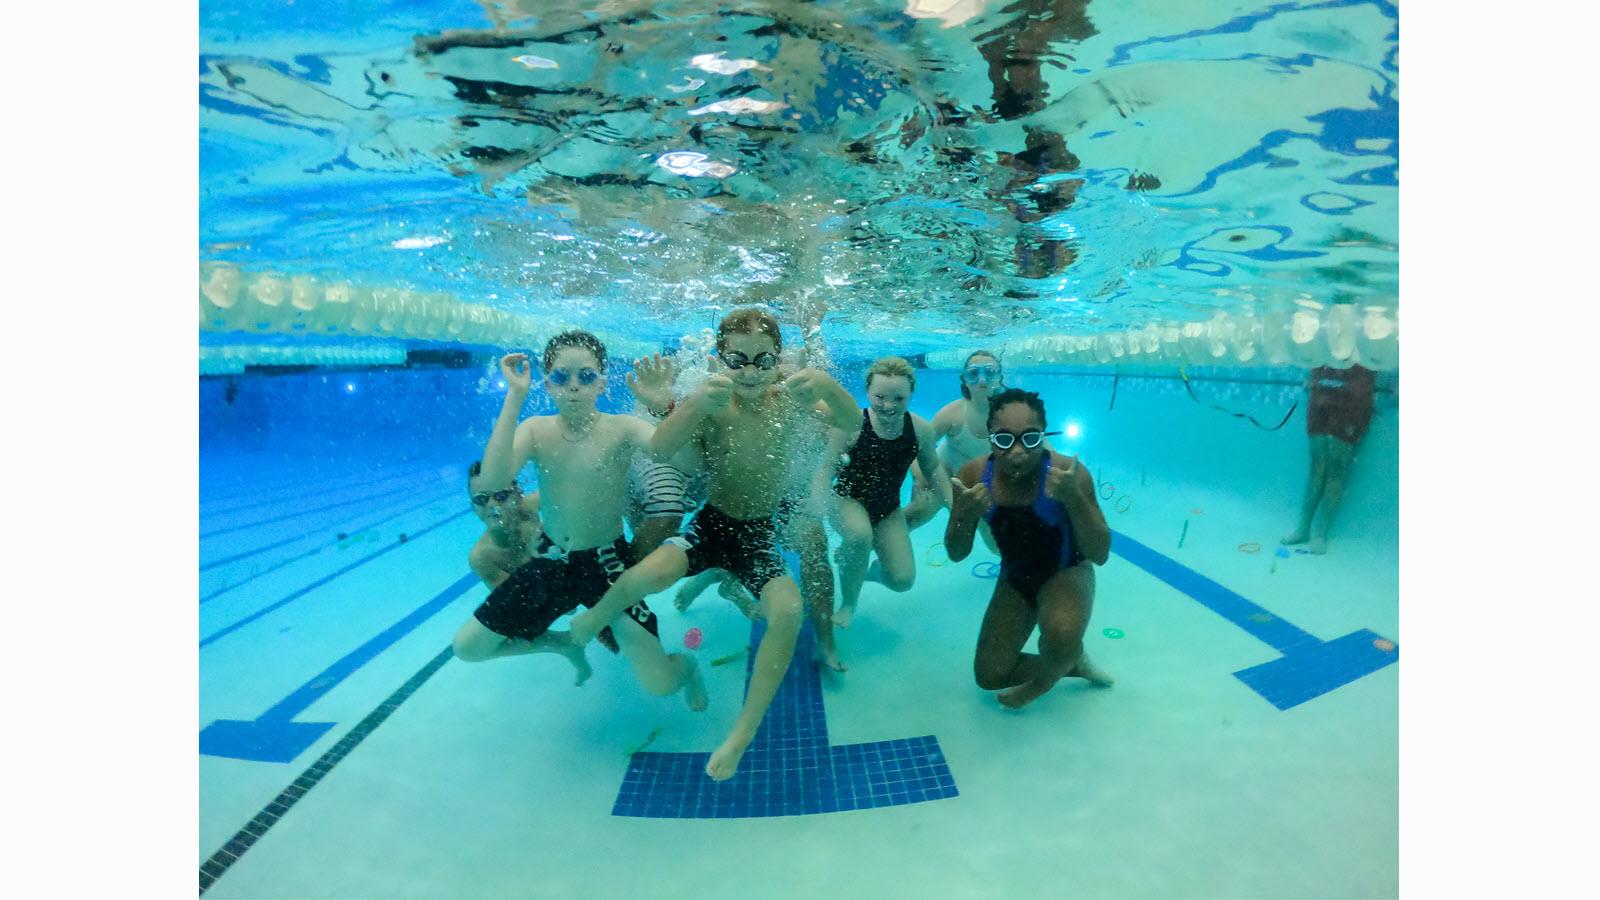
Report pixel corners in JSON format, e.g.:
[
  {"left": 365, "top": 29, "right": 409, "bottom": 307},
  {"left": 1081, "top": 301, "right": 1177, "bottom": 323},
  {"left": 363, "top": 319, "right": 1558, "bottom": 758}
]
[{"left": 559, "top": 416, "right": 594, "bottom": 443}]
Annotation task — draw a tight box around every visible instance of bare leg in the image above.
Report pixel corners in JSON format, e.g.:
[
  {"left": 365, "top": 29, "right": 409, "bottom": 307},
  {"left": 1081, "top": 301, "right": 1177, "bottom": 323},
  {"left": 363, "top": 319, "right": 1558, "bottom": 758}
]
[
  {"left": 869, "top": 510, "right": 916, "bottom": 593},
  {"left": 610, "top": 614, "right": 707, "bottom": 712},
  {"left": 451, "top": 617, "right": 593, "bottom": 686},
  {"left": 706, "top": 577, "right": 803, "bottom": 781},
  {"left": 998, "top": 565, "right": 1102, "bottom": 709},
  {"left": 783, "top": 513, "right": 844, "bottom": 673},
  {"left": 832, "top": 499, "right": 874, "bottom": 628},
  {"left": 631, "top": 514, "right": 681, "bottom": 559},
  {"left": 973, "top": 579, "right": 1042, "bottom": 692},
  {"left": 1284, "top": 435, "right": 1331, "bottom": 545},
  {"left": 1309, "top": 437, "right": 1357, "bottom": 554},
  {"left": 904, "top": 463, "right": 943, "bottom": 532}
]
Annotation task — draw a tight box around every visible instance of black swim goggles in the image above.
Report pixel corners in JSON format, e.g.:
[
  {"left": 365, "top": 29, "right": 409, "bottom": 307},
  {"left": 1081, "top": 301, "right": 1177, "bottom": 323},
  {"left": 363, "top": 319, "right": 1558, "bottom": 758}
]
[
  {"left": 720, "top": 350, "right": 780, "bottom": 371},
  {"left": 546, "top": 367, "right": 599, "bottom": 387},
  {"left": 471, "top": 487, "right": 518, "bottom": 506},
  {"left": 989, "top": 430, "right": 1059, "bottom": 450}
]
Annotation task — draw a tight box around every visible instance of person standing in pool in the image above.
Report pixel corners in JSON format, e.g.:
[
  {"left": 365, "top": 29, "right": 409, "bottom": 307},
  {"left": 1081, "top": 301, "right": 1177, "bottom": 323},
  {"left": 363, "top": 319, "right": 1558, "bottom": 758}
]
[
  {"left": 826, "top": 356, "right": 951, "bottom": 631},
  {"left": 1282, "top": 363, "right": 1377, "bottom": 554},
  {"left": 453, "top": 332, "right": 707, "bottom": 712},
  {"left": 905, "top": 350, "right": 1005, "bottom": 551},
  {"left": 946, "top": 388, "right": 1114, "bottom": 709},
  {"left": 568, "top": 308, "right": 860, "bottom": 781}
]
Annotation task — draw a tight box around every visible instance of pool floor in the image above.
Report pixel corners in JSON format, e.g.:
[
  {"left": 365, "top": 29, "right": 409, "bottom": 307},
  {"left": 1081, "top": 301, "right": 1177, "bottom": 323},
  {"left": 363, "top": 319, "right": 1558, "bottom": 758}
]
[{"left": 199, "top": 451, "right": 1398, "bottom": 898}]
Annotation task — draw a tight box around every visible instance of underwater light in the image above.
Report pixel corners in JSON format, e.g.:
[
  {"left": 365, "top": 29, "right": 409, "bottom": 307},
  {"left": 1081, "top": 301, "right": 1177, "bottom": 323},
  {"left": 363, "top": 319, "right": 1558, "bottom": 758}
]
[
  {"left": 345, "top": 382, "right": 356, "bottom": 393},
  {"left": 1065, "top": 422, "right": 1082, "bottom": 439}
]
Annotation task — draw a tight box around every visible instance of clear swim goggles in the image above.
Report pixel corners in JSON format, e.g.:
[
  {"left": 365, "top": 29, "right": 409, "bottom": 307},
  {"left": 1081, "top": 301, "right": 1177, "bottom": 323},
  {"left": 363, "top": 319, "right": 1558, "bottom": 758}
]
[
  {"left": 962, "top": 364, "right": 1000, "bottom": 384},
  {"left": 989, "top": 430, "right": 1060, "bottom": 450}
]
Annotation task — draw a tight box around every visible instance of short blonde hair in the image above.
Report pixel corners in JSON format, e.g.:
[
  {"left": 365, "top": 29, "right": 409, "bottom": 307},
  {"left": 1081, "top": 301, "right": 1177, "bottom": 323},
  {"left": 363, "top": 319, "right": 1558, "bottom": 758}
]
[{"left": 865, "top": 356, "right": 916, "bottom": 393}]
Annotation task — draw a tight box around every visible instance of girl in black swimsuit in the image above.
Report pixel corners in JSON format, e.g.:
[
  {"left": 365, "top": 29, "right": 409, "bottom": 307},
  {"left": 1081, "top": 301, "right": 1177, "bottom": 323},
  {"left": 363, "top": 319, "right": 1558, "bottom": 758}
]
[
  {"left": 944, "top": 388, "right": 1115, "bottom": 709},
  {"left": 827, "top": 357, "right": 951, "bottom": 632}
]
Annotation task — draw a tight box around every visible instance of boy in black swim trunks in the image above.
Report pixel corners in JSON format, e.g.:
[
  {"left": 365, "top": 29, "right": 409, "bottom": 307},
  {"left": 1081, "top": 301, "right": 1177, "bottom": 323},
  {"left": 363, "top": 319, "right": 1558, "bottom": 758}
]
[
  {"left": 570, "top": 308, "right": 860, "bottom": 781},
  {"left": 451, "top": 332, "right": 706, "bottom": 712},
  {"left": 946, "top": 388, "right": 1114, "bottom": 710}
]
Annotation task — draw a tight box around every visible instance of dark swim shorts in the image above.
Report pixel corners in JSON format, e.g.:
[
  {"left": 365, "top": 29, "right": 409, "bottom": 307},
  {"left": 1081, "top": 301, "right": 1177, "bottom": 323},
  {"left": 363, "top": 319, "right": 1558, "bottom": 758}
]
[
  {"left": 473, "top": 535, "right": 659, "bottom": 653},
  {"left": 665, "top": 504, "right": 791, "bottom": 599}
]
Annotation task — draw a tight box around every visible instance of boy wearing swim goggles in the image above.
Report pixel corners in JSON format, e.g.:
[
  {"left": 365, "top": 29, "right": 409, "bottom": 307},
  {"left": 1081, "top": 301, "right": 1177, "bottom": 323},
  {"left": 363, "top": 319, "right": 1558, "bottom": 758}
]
[
  {"left": 452, "top": 330, "right": 708, "bottom": 715},
  {"left": 570, "top": 308, "right": 860, "bottom": 782}
]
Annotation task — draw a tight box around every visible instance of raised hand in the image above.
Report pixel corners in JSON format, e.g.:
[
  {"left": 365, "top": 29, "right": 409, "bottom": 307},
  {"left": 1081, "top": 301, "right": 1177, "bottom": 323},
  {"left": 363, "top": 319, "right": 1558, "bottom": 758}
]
[
  {"left": 500, "top": 352, "right": 533, "bottom": 394},
  {"left": 1046, "top": 455, "right": 1081, "bottom": 505},
  {"left": 627, "top": 352, "right": 679, "bottom": 415},
  {"left": 698, "top": 373, "right": 735, "bottom": 412},
  {"left": 782, "top": 367, "right": 830, "bottom": 406},
  {"left": 950, "top": 477, "right": 992, "bottom": 519}
]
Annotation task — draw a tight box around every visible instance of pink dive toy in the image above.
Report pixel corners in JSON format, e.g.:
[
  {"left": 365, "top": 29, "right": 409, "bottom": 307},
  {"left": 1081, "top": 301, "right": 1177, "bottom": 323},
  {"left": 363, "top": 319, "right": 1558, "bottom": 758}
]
[{"left": 684, "top": 627, "right": 703, "bottom": 650}]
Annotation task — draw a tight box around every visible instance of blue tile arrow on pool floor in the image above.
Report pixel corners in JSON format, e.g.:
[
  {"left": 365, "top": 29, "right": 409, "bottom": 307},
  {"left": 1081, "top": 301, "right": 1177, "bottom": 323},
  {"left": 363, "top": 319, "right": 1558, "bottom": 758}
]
[
  {"left": 613, "top": 617, "right": 958, "bottom": 819},
  {"left": 199, "top": 573, "right": 479, "bottom": 763},
  {"left": 1110, "top": 531, "right": 1398, "bottom": 710}
]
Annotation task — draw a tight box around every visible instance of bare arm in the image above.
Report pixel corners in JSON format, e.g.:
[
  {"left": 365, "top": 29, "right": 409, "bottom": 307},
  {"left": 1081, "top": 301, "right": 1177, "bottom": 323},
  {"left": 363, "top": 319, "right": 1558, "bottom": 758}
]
[
  {"left": 1048, "top": 453, "right": 1111, "bottom": 565},
  {"left": 911, "top": 414, "right": 952, "bottom": 507},
  {"left": 479, "top": 354, "right": 536, "bottom": 489},
  {"left": 651, "top": 374, "right": 730, "bottom": 461},
  {"left": 944, "top": 459, "right": 990, "bottom": 563}
]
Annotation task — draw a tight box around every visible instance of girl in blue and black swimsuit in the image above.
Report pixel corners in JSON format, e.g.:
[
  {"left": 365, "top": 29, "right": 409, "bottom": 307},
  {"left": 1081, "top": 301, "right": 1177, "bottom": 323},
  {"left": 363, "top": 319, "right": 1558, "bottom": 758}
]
[{"left": 945, "top": 388, "right": 1116, "bottom": 710}]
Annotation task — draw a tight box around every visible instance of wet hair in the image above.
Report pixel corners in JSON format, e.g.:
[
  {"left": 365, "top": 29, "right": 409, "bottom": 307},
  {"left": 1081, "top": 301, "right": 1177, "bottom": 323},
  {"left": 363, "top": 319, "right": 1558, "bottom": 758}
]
[
  {"left": 466, "top": 460, "right": 519, "bottom": 494},
  {"left": 716, "top": 308, "right": 783, "bottom": 353},
  {"left": 542, "top": 330, "right": 607, "bottom": 372},
  {"left": 865, "top": 356, "right": 916, "bottom": 393},
  {"left": 986, "top": 387, "right": 1047, "bottom": 431},
  {"left": 960, "top": 349, "right": 1003, "bottom": 400}
]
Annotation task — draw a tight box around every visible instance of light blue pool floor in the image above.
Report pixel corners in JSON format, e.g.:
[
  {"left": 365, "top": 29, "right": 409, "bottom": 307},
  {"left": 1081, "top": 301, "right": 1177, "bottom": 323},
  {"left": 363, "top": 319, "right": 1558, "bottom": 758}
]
[{"left": 199, "top": 452, "right": 1398, "bottom": 899}]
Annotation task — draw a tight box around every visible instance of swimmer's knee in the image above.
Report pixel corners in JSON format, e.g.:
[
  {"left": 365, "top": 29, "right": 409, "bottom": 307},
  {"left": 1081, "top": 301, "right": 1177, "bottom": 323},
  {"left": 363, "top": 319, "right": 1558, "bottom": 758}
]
[
  {"left": 974, "top": 661, "right": 1011, "bottom": 691},
  {"left": 452, "top": 628, "right": 494, "bottom": 663},
  {"left": 762, "top": 590, "right": 803, "bottom": 627},
  {"left": 882, "top": 564, "right": 915, "bottom": 592}
]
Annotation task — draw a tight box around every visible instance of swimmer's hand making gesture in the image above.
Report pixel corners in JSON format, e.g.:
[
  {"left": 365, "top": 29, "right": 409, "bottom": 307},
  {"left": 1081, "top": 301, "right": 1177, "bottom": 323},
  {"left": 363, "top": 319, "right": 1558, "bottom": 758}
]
[
  {"left": 944, "top": 473, "right": 992, "bottom": 563},
  {"left": 500, "top": 352, "right": 533, "bottom": 397},
  {"left": 950, "top": 477, "right": 992, "bottom": 520},
  {"left": 1045, "top": 453, "right": 1088, "bottom": 508},
  {"left": 650, "top": 371, "right": 733, "bottom": 460},
  {"left": 626, "top": 352, "right": 679, "bottom": 418}
]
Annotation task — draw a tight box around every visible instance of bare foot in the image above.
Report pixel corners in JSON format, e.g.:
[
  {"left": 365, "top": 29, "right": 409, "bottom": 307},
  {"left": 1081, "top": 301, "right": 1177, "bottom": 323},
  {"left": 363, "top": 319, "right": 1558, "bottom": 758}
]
[
  {"left": 814, "top": 641, "right": 847, "bottom": 673},
  {"left": 718, "top": 574, "right": 761, "bottom": 620},
  {"left": 832, "top": 600, "right": 857, "bottom": 629},
  {"left": 1281, "top": 527, "right": 1310, "bottom": 546},
  {"left": 706, "top": 726, "right": 757, "bottom": 781},
  {"left": 1308, "top": 534, "right": 1328, "bottom": 555},
  {"left": 682, "top": 656, "right": 708, "bottom": 712},
  {"left": 546, "top": 631, "right": 592, "bottom": 686},
  {"left": 675, "top": 569, "right": 718, "bottom": 612},
  {"left": 1069, "top": 654, "right": 1114, "bottom": 687},
  {"left": 997, "top": 675, "right": 1058, "bottom": 710}
]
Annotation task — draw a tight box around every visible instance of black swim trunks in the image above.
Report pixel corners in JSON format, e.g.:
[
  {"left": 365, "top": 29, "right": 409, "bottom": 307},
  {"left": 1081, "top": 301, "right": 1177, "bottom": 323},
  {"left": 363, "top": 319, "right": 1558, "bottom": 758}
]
[
  {"left": 833, "top": 409, "right": 919, "bottom": 527},
  {"left": 473, "top": 535, "right": 659, "bottom": 653},
  {"left": 665, "top": 504, "right": 791, "bottom": 598}
]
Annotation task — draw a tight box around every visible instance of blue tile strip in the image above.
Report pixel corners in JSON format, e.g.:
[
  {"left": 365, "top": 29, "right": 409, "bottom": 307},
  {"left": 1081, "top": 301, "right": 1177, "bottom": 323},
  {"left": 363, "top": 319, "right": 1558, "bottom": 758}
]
[
  {"left": 613, "top": 620, "right": 958, "bottom": 818},
  {"left": 1110, "top": 530, "right": 1397, "bottom": 710},
  {"left": 200, "top": 573, "right": 478, "bottom": 762},
  {"left": 199, "top": 645, "right": 457, "bottom": 895}
]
